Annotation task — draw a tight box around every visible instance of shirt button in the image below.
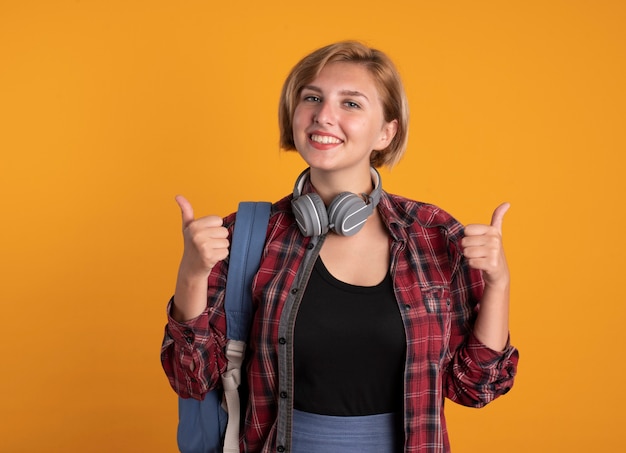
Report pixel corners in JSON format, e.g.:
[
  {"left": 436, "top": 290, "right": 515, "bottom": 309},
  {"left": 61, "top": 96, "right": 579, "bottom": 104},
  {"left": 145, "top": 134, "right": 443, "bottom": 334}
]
[
  {"left": 291, "top": 288, "right": 298, "bottom": 294},
  {"left": 280, "top": 391, "right": 288, "bottom": 398},
  {"left": 404, "top": 304, "right": 411, "bottom": 310},
  {"left": 278, "top": 337, "right": 287, "bottom": 345},
  {"left": 306, "top": 242, "right": 315, "bottom": 250},
  {"left": 277, "top": 446, "right": 286, "bottom": 452}
]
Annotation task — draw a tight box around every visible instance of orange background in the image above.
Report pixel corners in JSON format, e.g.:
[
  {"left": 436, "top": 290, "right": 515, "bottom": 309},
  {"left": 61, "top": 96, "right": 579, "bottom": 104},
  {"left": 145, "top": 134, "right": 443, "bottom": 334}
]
[{"left": 1, "top": 1, "right": 624, "bottom": 452}]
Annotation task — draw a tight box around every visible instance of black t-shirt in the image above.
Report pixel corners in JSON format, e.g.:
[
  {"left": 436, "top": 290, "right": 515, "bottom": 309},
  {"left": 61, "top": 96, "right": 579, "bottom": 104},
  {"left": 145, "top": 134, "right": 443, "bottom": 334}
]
[{"left": 294, "top": 257, "right": 406, "bottom": 416}]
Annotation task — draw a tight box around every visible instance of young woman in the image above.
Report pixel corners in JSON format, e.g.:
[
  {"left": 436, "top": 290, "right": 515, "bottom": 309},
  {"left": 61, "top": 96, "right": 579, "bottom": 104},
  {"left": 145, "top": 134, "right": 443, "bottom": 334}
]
[{"left": 162, "top": 41, "right": 519, "bottom": 453}]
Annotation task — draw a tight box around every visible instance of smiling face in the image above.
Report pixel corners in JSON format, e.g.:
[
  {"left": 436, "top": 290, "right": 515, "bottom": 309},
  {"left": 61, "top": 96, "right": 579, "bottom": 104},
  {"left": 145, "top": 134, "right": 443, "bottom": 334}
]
[{"left": 292, "top": 61, "right": 398, "bottom": 174}]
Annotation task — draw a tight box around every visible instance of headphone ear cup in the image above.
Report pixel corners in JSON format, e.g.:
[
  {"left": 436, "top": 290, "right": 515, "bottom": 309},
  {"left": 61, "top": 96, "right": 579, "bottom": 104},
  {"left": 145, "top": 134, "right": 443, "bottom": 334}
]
[
  {"left": 291, "top": 193, "right": 329, "bottom": 237},
  {"left": 327, "top": 192, "right": 369, "bottom": 236}
]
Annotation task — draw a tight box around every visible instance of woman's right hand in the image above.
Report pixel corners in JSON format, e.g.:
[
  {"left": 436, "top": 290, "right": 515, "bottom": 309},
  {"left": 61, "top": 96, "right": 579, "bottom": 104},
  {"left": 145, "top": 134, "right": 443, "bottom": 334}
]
[
  {"left": 172, "top": 195, "right": 230, "bottom": 321},
  {"left": 176, "top": 195, "right": 230, "bottom": 278}
]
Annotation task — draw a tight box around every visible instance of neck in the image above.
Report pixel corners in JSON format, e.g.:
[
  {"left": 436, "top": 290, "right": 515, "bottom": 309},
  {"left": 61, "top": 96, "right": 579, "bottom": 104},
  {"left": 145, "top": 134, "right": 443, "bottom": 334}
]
[{"left": 309, "top": 167, "right": 375, "bottom": 206}]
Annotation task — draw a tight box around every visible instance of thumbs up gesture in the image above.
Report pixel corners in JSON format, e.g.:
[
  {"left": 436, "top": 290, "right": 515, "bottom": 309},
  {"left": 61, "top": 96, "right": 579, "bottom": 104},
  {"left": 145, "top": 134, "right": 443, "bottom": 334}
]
[
  {"left": 175, "top": 195, "right": 230, "bottom": 279},
  {"left": 461, "top": 203, "right": 510, "bottom": 288}
]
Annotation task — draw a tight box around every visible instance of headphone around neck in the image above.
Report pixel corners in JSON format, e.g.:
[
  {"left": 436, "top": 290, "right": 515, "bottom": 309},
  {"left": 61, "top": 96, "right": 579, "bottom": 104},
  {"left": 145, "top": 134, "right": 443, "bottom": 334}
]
[{"left": 291, "top": 167, "right": 382, "bottom": 237}]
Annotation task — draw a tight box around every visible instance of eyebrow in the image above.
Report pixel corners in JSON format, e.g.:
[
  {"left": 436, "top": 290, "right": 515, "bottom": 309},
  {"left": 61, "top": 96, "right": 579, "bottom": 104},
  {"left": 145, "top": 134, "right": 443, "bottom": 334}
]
[{"left": 302, "top": 85, "right": 370, "bottom": 102}]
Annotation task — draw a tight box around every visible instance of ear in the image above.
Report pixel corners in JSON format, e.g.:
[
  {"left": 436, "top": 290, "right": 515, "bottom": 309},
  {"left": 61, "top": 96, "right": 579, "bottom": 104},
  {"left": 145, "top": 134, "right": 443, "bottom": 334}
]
[{"left": 375, "top": 119, "right": 398, "bottom": 150}]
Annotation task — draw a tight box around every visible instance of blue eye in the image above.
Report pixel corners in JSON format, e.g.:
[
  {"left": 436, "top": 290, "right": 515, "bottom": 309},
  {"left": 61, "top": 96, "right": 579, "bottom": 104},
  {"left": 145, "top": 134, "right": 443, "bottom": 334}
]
[
  {"left": 345, "top": 101, "right": 360, "bottom": 109},
  {"left": 303, "top": 95, "right": 321, "bottom": 103}
]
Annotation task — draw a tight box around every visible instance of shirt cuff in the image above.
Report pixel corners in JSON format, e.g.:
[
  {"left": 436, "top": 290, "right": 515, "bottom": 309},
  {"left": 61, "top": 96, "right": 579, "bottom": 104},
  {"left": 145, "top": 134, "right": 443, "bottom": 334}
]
[
  {"left": 466, "top": 332, "right": 516, "bottom": 369},
  {"left": 165, "top": 296, "right": 207, "bottom": 348}
]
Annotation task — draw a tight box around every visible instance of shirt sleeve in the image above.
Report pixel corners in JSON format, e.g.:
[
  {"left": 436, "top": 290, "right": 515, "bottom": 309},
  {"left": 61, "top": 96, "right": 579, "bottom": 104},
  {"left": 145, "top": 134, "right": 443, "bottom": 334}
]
[
  {"left": 445, "top": 329, "right": 518, "bottom": 407},
  {"left": 160, "top": 248, "right": 231, "bottom": 400},
  {"left": 160, "top": 296, "right": 228, "bottom": 400}
]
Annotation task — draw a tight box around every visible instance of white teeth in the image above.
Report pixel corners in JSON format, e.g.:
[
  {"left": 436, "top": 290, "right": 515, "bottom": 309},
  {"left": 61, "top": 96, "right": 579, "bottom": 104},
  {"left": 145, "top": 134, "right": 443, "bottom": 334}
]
[{"left": 310, "top": 134, "right": 342, "bottom": 144}]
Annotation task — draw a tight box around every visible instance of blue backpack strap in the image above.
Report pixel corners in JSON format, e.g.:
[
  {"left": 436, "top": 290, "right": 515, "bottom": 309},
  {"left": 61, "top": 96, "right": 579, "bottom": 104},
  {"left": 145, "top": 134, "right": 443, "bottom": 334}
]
[
  {"left": 177, "top": 201, "right": 271, "bottom": 453},
  {"left": 225, "top": 201, "right": 272, "bottom": 341}
]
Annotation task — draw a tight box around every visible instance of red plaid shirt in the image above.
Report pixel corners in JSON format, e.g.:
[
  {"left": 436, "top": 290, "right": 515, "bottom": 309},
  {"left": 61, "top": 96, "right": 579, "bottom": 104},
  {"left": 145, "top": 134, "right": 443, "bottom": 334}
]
[{"left": 161, "top": 190, "right": 519, "bottom": 452}]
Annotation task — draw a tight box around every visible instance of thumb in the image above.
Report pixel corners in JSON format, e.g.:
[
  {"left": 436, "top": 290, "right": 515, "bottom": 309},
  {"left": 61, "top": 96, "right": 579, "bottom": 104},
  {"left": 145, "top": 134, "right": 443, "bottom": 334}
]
[
  {"left": 175, "top": 195, "right": 194, "bottom": 229},
  {"left": 490, "top": 202, "right": 511, "bottom": 232}
]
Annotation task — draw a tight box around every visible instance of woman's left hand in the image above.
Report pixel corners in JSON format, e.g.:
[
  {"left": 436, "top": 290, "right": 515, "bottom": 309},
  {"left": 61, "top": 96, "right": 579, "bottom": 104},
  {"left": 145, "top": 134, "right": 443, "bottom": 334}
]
[{"left": 461, "top": 203, "right": 510, "bottom": 288}]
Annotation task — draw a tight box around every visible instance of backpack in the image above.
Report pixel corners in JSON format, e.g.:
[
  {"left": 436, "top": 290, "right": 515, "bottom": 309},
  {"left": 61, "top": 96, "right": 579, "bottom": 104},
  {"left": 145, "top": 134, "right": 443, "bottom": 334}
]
[{"left": 177, "top": 201, "right": 272, "bottom": 453}]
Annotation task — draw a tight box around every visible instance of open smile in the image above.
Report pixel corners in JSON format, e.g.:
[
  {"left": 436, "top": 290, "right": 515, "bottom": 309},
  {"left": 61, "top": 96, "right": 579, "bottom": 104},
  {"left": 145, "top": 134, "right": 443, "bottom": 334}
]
[{"left": 310, "top": 134, "right": 343, "bottom": 145}]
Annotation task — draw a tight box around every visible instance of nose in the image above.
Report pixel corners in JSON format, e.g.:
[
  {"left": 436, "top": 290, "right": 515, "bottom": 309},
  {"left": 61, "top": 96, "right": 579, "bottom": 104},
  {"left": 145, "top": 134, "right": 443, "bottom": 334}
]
[{"left": 314, "top": 101, "right": 336, "bottom": 125}]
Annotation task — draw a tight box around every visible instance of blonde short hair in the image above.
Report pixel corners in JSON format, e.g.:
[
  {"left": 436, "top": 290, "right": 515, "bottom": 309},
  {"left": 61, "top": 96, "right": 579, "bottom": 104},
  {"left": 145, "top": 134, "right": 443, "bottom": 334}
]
[{"left": 278, "top": 41, "right": 409, "bottom": 168}]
